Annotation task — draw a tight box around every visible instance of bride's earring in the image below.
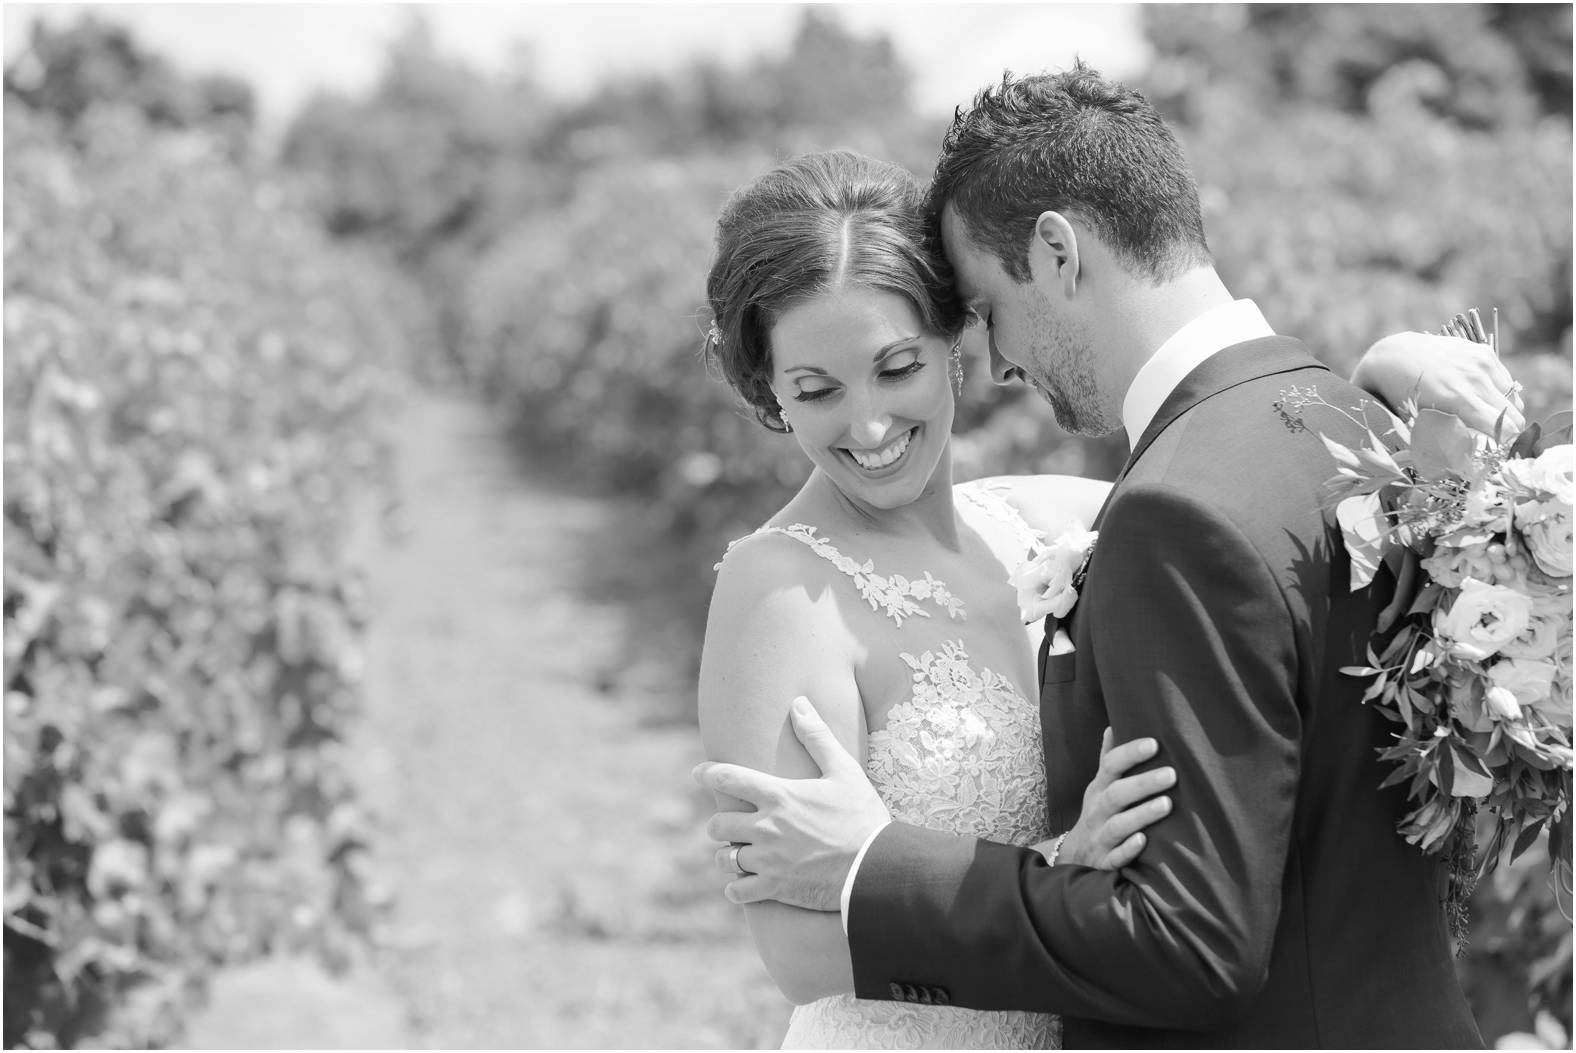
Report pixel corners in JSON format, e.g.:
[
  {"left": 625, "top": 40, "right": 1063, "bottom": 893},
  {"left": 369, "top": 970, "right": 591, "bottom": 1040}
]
[
  {"left": 950, "top": 343, "right": 965, "bottom": 397},
  {"left": 777, "top": 400, "right": 793, "bottom": 433}
]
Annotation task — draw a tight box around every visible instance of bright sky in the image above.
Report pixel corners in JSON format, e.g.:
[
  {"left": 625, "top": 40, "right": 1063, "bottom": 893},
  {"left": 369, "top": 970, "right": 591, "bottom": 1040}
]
[{"left": 2, "top": 3, "right": 1150, "bottom": 131}]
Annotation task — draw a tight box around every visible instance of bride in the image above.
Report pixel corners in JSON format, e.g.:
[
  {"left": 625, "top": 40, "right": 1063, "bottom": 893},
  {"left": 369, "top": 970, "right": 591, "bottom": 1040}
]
[{"left": 696, "top": 150, "right": 1516, "bottom": 1050}]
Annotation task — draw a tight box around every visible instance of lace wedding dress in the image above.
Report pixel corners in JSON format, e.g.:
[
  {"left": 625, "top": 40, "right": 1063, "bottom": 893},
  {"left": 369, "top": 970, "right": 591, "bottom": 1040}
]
[{"left": 721, "top": 483, "right": 1060, "bottom": 1050}]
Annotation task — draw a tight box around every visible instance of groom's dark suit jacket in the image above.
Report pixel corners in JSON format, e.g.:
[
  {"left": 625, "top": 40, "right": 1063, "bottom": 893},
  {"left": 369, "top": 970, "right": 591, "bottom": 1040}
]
[{"left": 848, "top": 338, "right": 1484, "bottom": 1048}]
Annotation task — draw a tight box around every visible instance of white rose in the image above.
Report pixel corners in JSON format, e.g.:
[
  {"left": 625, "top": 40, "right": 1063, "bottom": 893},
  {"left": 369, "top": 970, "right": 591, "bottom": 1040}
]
[
  {"left": 1543, "top": 674, "right": 1574, "bottom": 726},
  {"left": 1422, "top": 541, "right": 1495, "bottom": 589},
  {"left": 1502, "top": 610, "right": 1562, "bottom": 662},
  {"left": 1010, "top": 524, "right": 1097, "bottom": 623},
  {"left": 1504, "top": 444, "right": 1574, "bottom": 505},
  {"left": 1537, "top": 625, "right": 1575, "bottom": 726},
  {"left": 1516, "top": 499, "right": 1573, "bottom": 578},
  {"left": 1484, "top": 685, "right": 1522, "bottom": 722},
  {"left": 1433, "top": 578, "right": 1535, "bottom": 662},
  {"left": 1485, "top": 658, "right": 1557, "bottom": 724}
]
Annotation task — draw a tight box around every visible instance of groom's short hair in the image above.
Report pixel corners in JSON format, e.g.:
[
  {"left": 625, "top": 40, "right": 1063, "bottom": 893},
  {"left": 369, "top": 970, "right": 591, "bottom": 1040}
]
[{"left": 930, "top": 62, "right": 1212, "bottom": 284}]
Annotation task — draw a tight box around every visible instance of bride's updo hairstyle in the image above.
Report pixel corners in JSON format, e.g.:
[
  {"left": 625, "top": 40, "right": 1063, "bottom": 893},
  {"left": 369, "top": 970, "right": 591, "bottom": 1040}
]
[{"left": 705, "top": 150, "right": 966, "bottom": 433}]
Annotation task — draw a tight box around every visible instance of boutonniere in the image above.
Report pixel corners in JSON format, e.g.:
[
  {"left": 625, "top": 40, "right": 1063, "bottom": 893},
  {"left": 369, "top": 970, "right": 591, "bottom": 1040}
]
[{"left": 1010, "top": 523, "right": 1098, "bottom": 624}]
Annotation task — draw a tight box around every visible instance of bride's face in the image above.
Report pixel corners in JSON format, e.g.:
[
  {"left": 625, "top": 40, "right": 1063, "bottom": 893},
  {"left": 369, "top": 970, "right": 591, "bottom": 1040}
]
[{"left": 770, "top": 285, "right": 955, "bottom": 512}]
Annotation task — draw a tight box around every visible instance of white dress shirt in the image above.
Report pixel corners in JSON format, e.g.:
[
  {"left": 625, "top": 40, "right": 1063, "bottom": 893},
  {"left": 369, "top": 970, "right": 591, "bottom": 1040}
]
[
  {"left": 839, "top": 299, "right": 1275, "bottom": 934},
  {"left": 1121, "top": 299, "right": 1275, "bottom": 449}
]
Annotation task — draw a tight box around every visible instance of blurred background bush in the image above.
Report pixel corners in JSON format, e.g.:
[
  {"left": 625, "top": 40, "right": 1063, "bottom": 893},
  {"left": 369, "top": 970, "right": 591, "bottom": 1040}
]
[{"left": 4, "top": 4, "right": 1570, "bottom": 1048}]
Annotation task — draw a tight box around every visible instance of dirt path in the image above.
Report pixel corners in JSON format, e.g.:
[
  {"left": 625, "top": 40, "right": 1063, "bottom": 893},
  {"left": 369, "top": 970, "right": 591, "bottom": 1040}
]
[{"left": 180, "top": 387, "right": 789, "bottom": 1049}]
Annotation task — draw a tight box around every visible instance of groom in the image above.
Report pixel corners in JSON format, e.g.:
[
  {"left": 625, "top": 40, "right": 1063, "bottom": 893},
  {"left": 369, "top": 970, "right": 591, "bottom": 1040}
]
[{"left": 695, "top": 65, "right": 1486, "bottom": 1047}]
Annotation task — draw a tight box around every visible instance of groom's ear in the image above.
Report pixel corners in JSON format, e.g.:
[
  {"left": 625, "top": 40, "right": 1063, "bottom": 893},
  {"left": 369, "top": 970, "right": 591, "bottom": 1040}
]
[{"left": 1028, "top": 211, "right": 1080, "bottom": 300}]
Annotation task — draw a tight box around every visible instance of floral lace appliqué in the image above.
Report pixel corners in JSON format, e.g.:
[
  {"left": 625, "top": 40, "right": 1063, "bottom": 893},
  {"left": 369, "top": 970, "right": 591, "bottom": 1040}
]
[
  {"left": 869, "top": 640, "right": 1049, "bottom": 844},
  {"left": 956, "top": 480, "right": 1042, "bottom": 560},
  {"left": 783, "top": 638, "right": 1055, "bottom": 1050},
  {"left": 719, "top": 524, "right": 965, "bottom": 627}
]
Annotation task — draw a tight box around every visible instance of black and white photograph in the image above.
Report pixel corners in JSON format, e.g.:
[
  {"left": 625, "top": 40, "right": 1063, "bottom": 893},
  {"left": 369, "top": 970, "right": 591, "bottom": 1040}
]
[{"left": 3, "top": 3, "right": 1572, "bottom": 1049}]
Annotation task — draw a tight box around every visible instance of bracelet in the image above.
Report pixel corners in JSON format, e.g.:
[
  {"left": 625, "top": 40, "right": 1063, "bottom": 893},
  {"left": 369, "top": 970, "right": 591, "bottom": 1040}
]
[{"left": 1047, "top": 832, "right": 1070, "bottom": 867}]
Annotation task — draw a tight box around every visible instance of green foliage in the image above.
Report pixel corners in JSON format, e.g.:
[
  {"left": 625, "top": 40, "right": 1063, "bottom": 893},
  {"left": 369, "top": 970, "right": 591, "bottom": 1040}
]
[
  {"left": 539, "top": 8, "right": 921, "bottom": 162},
  {"left": 3, "top": 100, "right": 408, "bottom": 1047},
  {"left": 1176, "top": 86, "right": 1571, "bottom": 416},
  {"left": 4, "top": 16, "right": 255, "bottom": 150},
  {"left": 281, "top": 14, "right": 545, "bottom": 260},
  {"left": 1143, "top": 4, "right": 1570, "bottom": 128},
  {"left": 765, "top": 10, "right": 913, "bottom": 135}
]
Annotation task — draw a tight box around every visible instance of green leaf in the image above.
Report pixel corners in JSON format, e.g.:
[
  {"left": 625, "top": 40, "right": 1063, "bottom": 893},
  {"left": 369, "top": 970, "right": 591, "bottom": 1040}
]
[
  {"left": 1511, "top": 817, "right": 1547, "bottom": 861},
  {"left": 1335, "top": 493, "right": 1387, "bottom": 590},
  {"left": 1410, "top": 409, "right": 1476, "bottom": 480},
  {"left": 1320, "top": 434, "right": 1365, "bottom": 472},
  {"left": 1534, "top": 411, "right": 1573, "bottom": 450},
  {"left": 1407, "top": 583, "right": 1443, "bottom": 617},
  {"left": 1353, "top": 445, "right": 1405, "bottom": 482},
  {"left": 1551, "top": 808, "right": 1572, "bottom": 870},
  {"left": 1508, "top": 421, "right": 1543, "bottom": 460},
  {"left": 1453, "top": 743, "right": 1492, "bottom": 779},
  {"left": 1448, "top": 744, "right": 1493, "bottom": 797},
  {"left": 1380, "top": 763, "right": 1415, "bottom": 789}
]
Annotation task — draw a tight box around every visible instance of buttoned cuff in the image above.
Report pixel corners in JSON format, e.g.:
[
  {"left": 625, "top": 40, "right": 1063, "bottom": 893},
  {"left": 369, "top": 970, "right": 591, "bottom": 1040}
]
[{"left": 840, "top": 820, "right": 891, "bottom": 936}]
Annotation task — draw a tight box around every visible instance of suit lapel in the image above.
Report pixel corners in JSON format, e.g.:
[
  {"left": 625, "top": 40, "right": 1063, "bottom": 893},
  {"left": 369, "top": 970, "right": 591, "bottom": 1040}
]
[
  {"left": 1092, "top": 336, "right": 1330, "bottom": 528},
  {"left": 1049, "top": 336, "right": 1331, "bottom": 653}
]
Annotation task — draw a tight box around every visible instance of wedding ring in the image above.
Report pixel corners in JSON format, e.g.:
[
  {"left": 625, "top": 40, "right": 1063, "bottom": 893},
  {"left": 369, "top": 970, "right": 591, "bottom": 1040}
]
[{"left": 728, "top": 842, "right": 752, "bottom": 877}]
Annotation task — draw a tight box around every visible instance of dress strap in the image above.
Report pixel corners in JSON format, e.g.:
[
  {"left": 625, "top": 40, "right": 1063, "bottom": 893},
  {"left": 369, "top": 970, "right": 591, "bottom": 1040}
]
[
  {"left": 716, "top": 524, "right": 966, "bottom": 628},
  {"left": 956, "top": 480, "right": 1042, "bottom": 557}
]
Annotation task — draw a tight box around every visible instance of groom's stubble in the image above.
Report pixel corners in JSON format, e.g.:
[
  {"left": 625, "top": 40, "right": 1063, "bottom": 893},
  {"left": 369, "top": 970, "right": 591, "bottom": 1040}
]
[{"left": 1025, "top": 285, "right": 1119, "bottom": 438}]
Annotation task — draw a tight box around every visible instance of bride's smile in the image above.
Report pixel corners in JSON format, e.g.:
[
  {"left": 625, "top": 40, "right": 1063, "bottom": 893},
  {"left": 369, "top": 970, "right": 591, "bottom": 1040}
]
[
  {"left": 844, "top": 427, "right": 913, "bottom": 471},
  {"left": 771, "top": 285, "right": 955, "bottom": 512}
]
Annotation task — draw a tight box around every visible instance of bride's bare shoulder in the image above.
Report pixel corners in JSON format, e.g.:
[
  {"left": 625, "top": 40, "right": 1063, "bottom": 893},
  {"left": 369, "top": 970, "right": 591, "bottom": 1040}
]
[
  {"left": 965, "top": 474, "right": 1111, "bottom": 538},
  {"left": 704, "top": 526, "right": 856, "bottom": 661},
  {"left": 711, "top": 524, "right": 839, "bottom": 599},
  {"left": 699, "top": 526, "right": 865, "bottom": 773}
]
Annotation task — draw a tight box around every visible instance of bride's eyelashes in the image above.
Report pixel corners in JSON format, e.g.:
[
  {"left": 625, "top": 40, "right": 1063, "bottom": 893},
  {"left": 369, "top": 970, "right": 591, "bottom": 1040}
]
[
  {"left": 793, "top": 386, "right": 836, "bottom": 404},
  {"left": 880, "top": 359, "right": 926, "bottom": 382},
  {"left": 791, "top": 353, "right": 927, "bottom": 403}
]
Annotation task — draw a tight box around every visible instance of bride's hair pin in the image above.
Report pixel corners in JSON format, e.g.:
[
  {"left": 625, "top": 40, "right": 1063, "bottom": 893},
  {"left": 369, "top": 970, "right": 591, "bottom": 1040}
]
[{"left": 706, "top": 320, "right": 724, "bottom": 348}]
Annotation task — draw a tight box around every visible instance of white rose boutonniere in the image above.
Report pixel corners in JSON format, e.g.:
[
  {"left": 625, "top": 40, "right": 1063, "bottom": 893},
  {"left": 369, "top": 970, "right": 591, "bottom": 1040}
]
[{"left": 1010, "top": 523, "right": 1098, "bottom": 624}]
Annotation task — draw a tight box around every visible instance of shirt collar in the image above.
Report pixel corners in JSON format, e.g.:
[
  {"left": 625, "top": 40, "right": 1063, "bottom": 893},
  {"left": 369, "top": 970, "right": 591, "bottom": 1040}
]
[{"left": 1120, "top": 299, "right": 1275, "bottom": 449}]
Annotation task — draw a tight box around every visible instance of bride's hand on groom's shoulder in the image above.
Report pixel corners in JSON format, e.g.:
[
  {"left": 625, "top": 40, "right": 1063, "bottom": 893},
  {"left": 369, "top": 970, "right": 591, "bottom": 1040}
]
[
  {"left": 1353, "top": 331, "right": 1525, "bottom": 437},
  {"left": 1045, "top": 729, "right": 1176, "bottom": 870}
]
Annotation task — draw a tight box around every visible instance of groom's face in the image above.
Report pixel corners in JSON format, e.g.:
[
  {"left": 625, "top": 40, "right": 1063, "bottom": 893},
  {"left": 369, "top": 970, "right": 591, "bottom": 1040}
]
[{"left": 941, "top": 206, "right": 1109, "bottom": 436}]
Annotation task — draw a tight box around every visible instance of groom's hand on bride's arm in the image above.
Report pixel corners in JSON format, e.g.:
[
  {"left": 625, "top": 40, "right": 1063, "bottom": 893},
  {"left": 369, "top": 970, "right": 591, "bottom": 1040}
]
[{"left": 693, "top": 696, "right": 891, "bottom": 911}]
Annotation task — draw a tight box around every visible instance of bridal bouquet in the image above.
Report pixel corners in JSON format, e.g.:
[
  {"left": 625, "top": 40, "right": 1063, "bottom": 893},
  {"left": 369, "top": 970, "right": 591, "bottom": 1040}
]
[{"left": 1286, "top": 311, "right": 1572, "bottom": 896}]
